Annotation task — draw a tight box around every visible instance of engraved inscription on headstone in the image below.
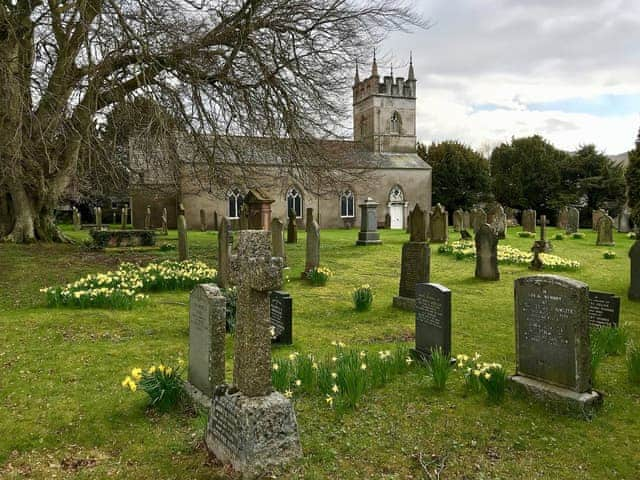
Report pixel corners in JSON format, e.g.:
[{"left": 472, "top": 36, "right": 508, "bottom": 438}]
[
  {"left": 414, "top": 283, "right": 452, "bottom": 357},
  {"left": 209, "top": 397, "right": 241, "bottom": 453},
  {"left": 270, "top": 291, "right": 293, "bottom": 344},
  {"left": 588, "top": 291, "right": 620, "bottom": 328}
]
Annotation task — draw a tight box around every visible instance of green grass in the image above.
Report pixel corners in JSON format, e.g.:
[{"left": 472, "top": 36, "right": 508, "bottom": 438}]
[{"left": 1, "top": 225, "right": 640, "bottom": 478}]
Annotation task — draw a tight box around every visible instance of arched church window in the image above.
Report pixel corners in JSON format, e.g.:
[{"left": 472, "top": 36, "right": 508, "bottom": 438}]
[
  {"left": 227, "top": 188, "right": 243, "bottom": 219},
  {"left": 390, "top": 111, "right": 401, "bottom": 134},
  {"left": 340, "top": 190, "right": 355, "bottom": 218},
  {"left": 286, "top": 187, "right": 303, "bottom": 218},
  {"left": 389, "top": 185, "right": 404, "bottom": 203}
]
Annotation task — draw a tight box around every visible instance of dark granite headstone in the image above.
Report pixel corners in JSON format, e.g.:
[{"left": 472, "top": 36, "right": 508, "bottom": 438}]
[
  {"left": 588, "top": 291, "right": 620, "bottom": 328},
  {"left": 413, "top": 283, "right": 452, "bottom": 358},
  {"left": 270, "top": 291, "right": 292, "bottom": 344},
  {"left": 629, "top": 240, "right": 640, "bottom": 301},
  {"left": 475, "top": 223, "right": 499, "bottom": 281}
]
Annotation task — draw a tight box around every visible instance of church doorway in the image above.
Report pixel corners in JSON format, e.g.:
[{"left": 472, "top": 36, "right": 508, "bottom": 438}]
[{"left": 387, "top": 185, "right": 407, "bottom": 230}]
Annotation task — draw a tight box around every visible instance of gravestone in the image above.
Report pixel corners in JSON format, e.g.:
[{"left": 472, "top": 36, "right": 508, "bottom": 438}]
[
  {"left": 144, "top": 205, "right": 151, "bottom": 230},
  {"left": 429, "top": 203, "right": 448, "bottom": 243},
  {"left": 178, "top": 204, "right": 189, "bottom": 261},
  {"left": 356, "top": 197, "right": 382, "bottom": 245},
  {"left": 557, "top": 207, "right": 569, "bottom": 229},
  {"left": 393, "top": 204, "right": 430, "bottom": 311},
  {"left": 304, "top": 207, "right": 320, "bottom": 274},
  {"left": 206, "top": 230, "right": 301, "bottom": 477},
  {"left": 618, "top": 207, "right": 631, "bottom": 233},
  {"left": 161, "top": 208, "right": 168, "bottom": 235},
  {"left": 488, "top": 204, "right": 506, "bottom": 239},
  {"left": 121, "top": 206, "right": 128, "bottom": 229},
  {"left": 505, "top": 206, "right": 519, "bottom": 227},
  {"left": 187, "top": 284, "right": 226, "bottom": 403},
  {"left": 217, "top": 217, "right": 233, "bottom": 288},
  {"left": 384, "top": 213, "right": 391, "bottom": 229},
  {"left": 475, "top": 224, "right": 499, "bottom": 281},
  {"left": 592, "top": 209, "right": 605, "bottom": 231},
  {"left": 588, "top": 291, "right": 620, "bottom": 328},
  {"left": 95, "top": 207, "right": 102, "bottom": 229},
  {"left": 453, "top": 209, "right": 464, "bottom": 232},
  {"left": 72, "top": 207, "right": 81, "bottom": 231},
  {"left": 213, "top": 211, "right": 219, "bottom": 231},
  {"left": 270, "top": 291, "right": 293, "bottom": 345},
  {"left": 271, "top": 217, "right": 286, "bottom": 264},
  {"left": 532, "top": 214, "right": 552, "bottom": 253},
  {"left": 200, "top": 209, "right": 207, "bottom": 232},
  {"left": 286, "top": 208, "right": 297, "bottom": 244},
  {"left": 596, "top": 214, "right": 615, "bottom": 246},
  {"left": 566, "top": 207, "right": 580, "bottom": 234},
  {"left": 245, "top": 189, "right": 274, "bottom": 230},
  {"left": 412, "top": 283, "right": 452, "bottom": 360},
  {"left": 462, "top": 211, "right": 471, "bottom": 230},
  {"left": 510, "top": 275, "right": 602, "bottom": 413},
  {"left": 470, "top": 208, "right": 487, "bottom": 233},
  {"left": 629, "top": 240, "right": 640, "bottom": 301},
  {"left": 522, "top": 209, "right": 536, "bottom": 233}
]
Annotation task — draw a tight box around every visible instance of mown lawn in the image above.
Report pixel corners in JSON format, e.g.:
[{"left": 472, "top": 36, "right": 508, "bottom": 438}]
[{"left": 1, "top": 225, "right": 639, "bottom": 479}]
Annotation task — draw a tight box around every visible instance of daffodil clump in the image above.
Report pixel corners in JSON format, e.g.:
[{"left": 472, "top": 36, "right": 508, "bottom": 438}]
[
  {"left": 352, "top": 284, "right": 373, "bottom": 311},
  {"left": 271, "top": 341, "right": 415, "bottom": 413},
  {"left": 628, "top": 232, "right": 637, "bottom": 240},
  {"left": 456, "top": 353, "right": 507, "bottom": 404},
  {"left": 121, "top": 359, "right": 186, "bottom": 411},
  {"left": 306, "top": 266, "right": 334, "bottom": 286},
  {"left": 438, "top": 241, "right": 580, "bottom": 271},
  {"left": 42, "top": 260, "right": 217, "bottom": 309},
  {"left": 603, "top": 251, "right": 616, "bottom": 259}
]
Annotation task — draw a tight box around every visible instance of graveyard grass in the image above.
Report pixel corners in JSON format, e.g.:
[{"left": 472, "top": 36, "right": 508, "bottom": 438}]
[{"left": 1, "top": 226, "right": 640, "bottom": 479}]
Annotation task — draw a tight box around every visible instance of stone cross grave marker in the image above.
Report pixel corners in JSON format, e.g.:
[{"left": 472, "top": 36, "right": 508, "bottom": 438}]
[
  {"left": 161, "top": 207, "right": 168, "bottom": 235},
  {"left": 475, "top": 224, "right": 499, "bottom": 281},
  {"left": 188, "top": 284, "right": 226, "bottom": 401},
  {"left": 566, "top": 207, "right": 580, "bottom": 234},
  {"left": 270, "top": 291, "right": 293, "bottom": 344},
  {"left": 488, "top": 204, "right": 506, "bottom": 239},
  {"left": 412, "top": 283, "right": 452, "bottom": 360},
  {"left": 178, "top": 204, "right": 189, "bottom": 261},
  {"left": 596, "top": 214, "right": 615, "bottom": 246},
  {"left": 522, "top": 209, "right": 536, "bottom": 233},
  {"left": 429, "top": 203, "right": 448, "bottom": 243},
  {"left": 286, "top": 208, "right": 297, "bottom": 244},
  {"left": 217, "top": 217, "right": 233, "bottom": 288},
  {"left": 271, "top": 217, "right": 286, "bottom": 264},
  {"left": 304, "top": 207, "right": 320, "bottom": 274},
  {"left": 629, "top": 240, "right": 640, "bottom": 301},
  {"left": 200, "top": 209, "right": 207, "bottom": 232},
  {"left": 393, "top": 204, "right": 430, "bottom": 311},
  {"left": 510, "top": 275, "right": 602, "bottom": 413},
  {"left": 588, "top": 291, "right": 620, "bottom": 328}
]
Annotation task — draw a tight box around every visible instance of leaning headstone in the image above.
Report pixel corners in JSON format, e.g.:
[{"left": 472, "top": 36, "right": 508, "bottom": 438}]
[
  {"left": 488, "top": 204, "right": 506, "bottom": 239},
  {"left": 270, "top": 291, "right": 293, "bottom": 345},
  {"left": 629, "top": 240, "right": 640, "bottom": 301},
  {"left": 592, "top": 209, "right": 606, "bottom": 231},
  {"left": 566, "top": 207, "right": 580, "bottom": 234},
  {"left": 453, "top": 209, "right": 464, "bottom": 232},
  {"left": 161, "top": 207, "right": 168, "bottom": 235},
  {"left": 596, "top": 214, "right": 615, "bottom": 246},
  {"left": 304, "top": 208, "right": 320, "bottom": 274},
  {"left": 470, "top": 208, "right": 487, "bottom": 233},
  {"left": 510, "top": 275, "right": 602, "bottom": 414},
  {"left": 522, "top": 209, "right": 536, "bottom": 233},
  {"left": 618, "top": 207, "right": 631, "bottom": 233},
  {"left": 271, "top": 217, "right": 286, "bottom": 264},
  {"left": 412, "top": 283, "right": 452, "bottom": 360},
  {"left": 286, "top": 208, "right": 297, "bottom": 244},
  {"left": 186, "top": 284, "right": 226, "bottom": 404},
  {"left": 475, "top": 224, "right": 499, "bottom": 281},
  {"left": 121, "top": 206, "right": 128, "bottom": 229},
  {"left": 429, "top": 203, "right": 448, "bottom": 243},
  {"left": 356, "top": 197, "right": 382, "bottom": 245},
  {"left": 393, "top": 204, "right": 430, "bottom": 311},
  {"left": 95, "top": 207, "right": 102, "bottom": 230},
  {"left": 588, "top": 291, "right": 620, "bottom": 328},
  {"left": 144, "top": 205, "right": 151, "bottom": 230},
  {"left": 206, "top": 230, "right": 301, "bottom": 477},
  {"left": 177, "top": 204, "right": 189, "bottom": 261},
  {"left": 217, "top": 217, "right": 233, "bottom": 288},
  {"left": 200, "top": 209, "right": 207, "bottom": 232},
  {"left": 557, "top": 207, "right": 569, "bottom": 229}
]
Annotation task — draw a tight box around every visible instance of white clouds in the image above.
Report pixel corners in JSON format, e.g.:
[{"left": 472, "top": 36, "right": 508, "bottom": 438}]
[{"left": 379, "top": 0, "right": 640, "bottom": 153}]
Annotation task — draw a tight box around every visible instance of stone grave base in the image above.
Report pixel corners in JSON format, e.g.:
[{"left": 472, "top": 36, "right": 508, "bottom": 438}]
[
  {"left": 392, "top": 296, "right": 415, "bottom": 311},
  {"left": 596, "top": 242, "right": 615, "bottom": 247},
  {"left": 184, "top": 382, "right": 212, "bottom": 410},
  {"left": 205, "top": 390, "right": 302, "bottom": 479},
  {"left": 533, "top": 240, "right": 552, "bottom": 253},
  {"left": 356, "top": 231, "right": 382, "bottom": 245},
  {"left": 509, "top": 375, "right": 603, "bottom": 416}
]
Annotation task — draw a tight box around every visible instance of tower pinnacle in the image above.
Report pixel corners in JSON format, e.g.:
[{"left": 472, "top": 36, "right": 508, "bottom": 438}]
[
  {"left": 371, "top": 49, "right": 378, "bottom": 77},
  {"left": 408, "top": 51, "right": 415, "bottom": 80}
]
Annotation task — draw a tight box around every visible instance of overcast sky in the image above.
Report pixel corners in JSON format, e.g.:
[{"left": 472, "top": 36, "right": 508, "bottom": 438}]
[{"left": 375, "top": 0, "right": 640, "bottom": 154}]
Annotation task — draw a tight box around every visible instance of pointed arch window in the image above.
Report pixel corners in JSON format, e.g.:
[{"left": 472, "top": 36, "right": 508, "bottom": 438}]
[
  {"left": 227, "top": 188, "right": 244, "bottom": 219},
  {"left": 389, "top": 185, "right": 404, "bottom": 203},
  {"left": 340, "top": 190, "right": 355, "bottom": 218},
  {"left": 286, "top": 187, "right": 303, "bottom": 219},
  {"left": 390, "top": 111, "right": 401, "bottom": 134}
]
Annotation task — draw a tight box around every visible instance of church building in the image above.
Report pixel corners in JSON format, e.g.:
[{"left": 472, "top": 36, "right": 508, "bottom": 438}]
[{"left": 130, "top": 54, "right": 431, "bottom": 230}]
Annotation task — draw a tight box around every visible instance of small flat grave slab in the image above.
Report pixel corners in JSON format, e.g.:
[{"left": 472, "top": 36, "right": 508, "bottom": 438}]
[{"left": 588, "top": 291, "right": 620, "bottom": 328}]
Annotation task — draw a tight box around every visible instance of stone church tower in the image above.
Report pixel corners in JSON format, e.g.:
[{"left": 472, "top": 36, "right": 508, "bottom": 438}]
[{"left": 353, "top": 52, "right": 417, "bottom": 154}]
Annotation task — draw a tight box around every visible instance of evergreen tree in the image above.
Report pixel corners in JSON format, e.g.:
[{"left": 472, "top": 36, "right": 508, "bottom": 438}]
[{"left": 626, "top": 127, "right": 640, "bottom": 228}]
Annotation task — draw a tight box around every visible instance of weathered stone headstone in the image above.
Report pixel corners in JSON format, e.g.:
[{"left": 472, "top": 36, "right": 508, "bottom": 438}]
[
  {"left": 384, "top": 213, "right": 391, "bottom": 229},
  {"left": 245, "top": 189, "right": 274, "bottom": 230},
  {"left": 187, "top": 284, "right": 226, "bottom": 402},
  {"left": 475, "top": 224, "right": 499, "bottom": 281},
  {"left": 618, "top": 207, "right": 631, "bottom": 233},
  {"left": 510, "top": 275, "right": 602, "bottom": 413},
  {"left": 522, "top": 209, "right": 536, "bottom": 233},
  {"left": 270, "top": 291, "right": 293, "bottom": 345},
  {"left": 286, "top": 208, "right": 297, "bottom": 244},
  {"left": 629, "top": 240, "right": 640, "bottom": 301},
  {"left": 566, "top": 207, "right": 580, "bottom": 234},
  {"left": 304, "top": 207, "right": 320, "bottom": 274},
  {"left": 588, "top": 291, "right": 620, "bottom": 328},
  {"left": 200, "top": 209, "right": 207, "bottom": 232},
  {"left": 592, "top": 209, "right": 605, "bottom": 231},
  {"left": 412, "top": 283, "right": 452, "bottom": 360},
  {"left": 72, "top": 207, "right": 81, "bottom": 231},
  {"left": 453, "top": 209, "right": 464, "bottom": 232},
  {"left": 206, "top": 230, "right": 301, "bottom": 477},
  {"left": 121, "top": 206, "right": 128, "bottom": 229},
  {"left": 178, "top": 204, "right": 189, "bottom": 261},
  {"left": 557, "top": 207, "right": 569, "bottom": 229},
  {"left": 429, "top": 203, "right": 448, "bottom": 243},
  {"left": 161, "top": 207, "right": 168, "bottom": 235},
  {"left": 393, "top": 204, "right": 430, "bottom": 311},
  {"left": 95, "top": 207, "right": 102, "bottom": 229},
  {"left": 462, "top": 210, "right": 471, "bottom": 230},
  {"left": 505, "top": 206, "right": 519, "bottom": 227},
  {"left": 356, "top": 197, "right": 382, "bottom": 245},
  {"left": 217, "top": 217, "right": 233, "bottom": 288},
  {"left": 271, "top": 217, "right": 286, "bottom": 264},
  {"left": 596, "top": 214, "right": 615, "bottom": 246},
  {"left": 144, "top": 205, "right": 151, "bottom": 230},
  {"left": 470, "top": 207, "right": 487, "bottom": 233},
  {"left": 488, "top": 204, "right": 506, "bottom": 239}
]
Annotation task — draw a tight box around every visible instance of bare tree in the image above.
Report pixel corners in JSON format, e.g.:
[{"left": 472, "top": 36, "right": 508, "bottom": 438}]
[{"left": 0, "top": 0, "right": 424, "bottom": 242}]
